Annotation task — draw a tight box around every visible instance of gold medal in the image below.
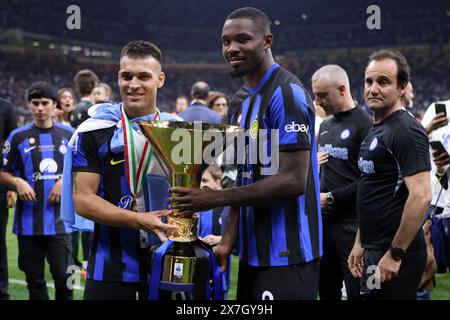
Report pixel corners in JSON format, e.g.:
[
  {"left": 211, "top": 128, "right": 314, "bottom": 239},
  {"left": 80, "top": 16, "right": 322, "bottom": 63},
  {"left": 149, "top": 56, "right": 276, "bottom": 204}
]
[{"left": 130, "top": 197, "right": 138, "bottom": 212}]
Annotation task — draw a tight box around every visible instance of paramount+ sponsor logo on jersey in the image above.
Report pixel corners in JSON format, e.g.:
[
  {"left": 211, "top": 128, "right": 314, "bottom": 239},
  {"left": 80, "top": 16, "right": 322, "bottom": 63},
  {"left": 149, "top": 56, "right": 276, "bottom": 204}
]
[
  {"left": 32, "top": 158, "right": 62, "bottom": 182},
  {"left": 284, "top": 121, "right": 309, "bottom": 133}
]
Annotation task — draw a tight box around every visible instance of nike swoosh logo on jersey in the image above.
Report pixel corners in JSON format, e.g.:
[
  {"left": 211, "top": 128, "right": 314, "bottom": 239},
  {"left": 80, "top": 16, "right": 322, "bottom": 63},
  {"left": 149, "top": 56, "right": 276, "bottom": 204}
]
[
  {"left": 110, "top": 158, "right": 125, "bottom": 165},
  {"left": 24, "top": 146, "right": 37, "bottom": 153},
  {"left": 320, "top": 131, "right": 328, "bottom": 135}
]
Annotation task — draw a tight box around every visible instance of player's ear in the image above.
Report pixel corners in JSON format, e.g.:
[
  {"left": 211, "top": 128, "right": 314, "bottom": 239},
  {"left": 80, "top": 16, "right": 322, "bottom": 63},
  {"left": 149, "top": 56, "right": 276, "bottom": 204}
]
[
  {"left": 264, "top": 33, "right": 273, "bottom": 50},
  {"left": 158, "top": 72, "right": 165, "bottom": 88},
  {"left": 337, "top": 85, "right": 346, "bottom": 96}
]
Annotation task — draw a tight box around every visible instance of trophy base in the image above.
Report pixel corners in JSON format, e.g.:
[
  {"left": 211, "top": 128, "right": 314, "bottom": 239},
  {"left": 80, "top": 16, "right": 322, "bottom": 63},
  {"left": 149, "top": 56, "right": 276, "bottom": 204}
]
[{"left": 161, "top": 242, "right": 196, "bottom": 283}]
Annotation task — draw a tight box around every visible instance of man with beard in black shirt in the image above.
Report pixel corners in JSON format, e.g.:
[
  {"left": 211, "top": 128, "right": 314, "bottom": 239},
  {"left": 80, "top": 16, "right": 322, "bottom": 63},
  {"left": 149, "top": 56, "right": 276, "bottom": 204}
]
[
  {"left": 313, "top": 65, "right": 373, "bottom": 300},
  {"left": 348, "top": 50, "right": 432, "bottom": 300}
]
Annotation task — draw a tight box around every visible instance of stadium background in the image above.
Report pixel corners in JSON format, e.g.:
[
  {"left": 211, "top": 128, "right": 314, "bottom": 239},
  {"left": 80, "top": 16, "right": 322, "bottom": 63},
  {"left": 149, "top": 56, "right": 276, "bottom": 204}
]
[{"left": 1, "top": 0, "right": 449, "bottom": 299}]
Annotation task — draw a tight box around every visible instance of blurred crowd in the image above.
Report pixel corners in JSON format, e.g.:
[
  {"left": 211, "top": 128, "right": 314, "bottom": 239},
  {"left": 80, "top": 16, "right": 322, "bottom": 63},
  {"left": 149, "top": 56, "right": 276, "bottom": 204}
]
[{"left": 0, "top": 47, "right": 448, "bottom": 125}]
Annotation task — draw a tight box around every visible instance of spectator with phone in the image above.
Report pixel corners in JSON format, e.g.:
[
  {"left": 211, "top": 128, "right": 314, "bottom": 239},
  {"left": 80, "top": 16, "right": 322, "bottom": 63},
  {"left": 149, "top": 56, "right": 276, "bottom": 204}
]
[
  {"left": 421, "top": 100, "right": 450, "bottom": 299},
  {"left": 423, "top": 102, "right": 449, "bottom": 135}
]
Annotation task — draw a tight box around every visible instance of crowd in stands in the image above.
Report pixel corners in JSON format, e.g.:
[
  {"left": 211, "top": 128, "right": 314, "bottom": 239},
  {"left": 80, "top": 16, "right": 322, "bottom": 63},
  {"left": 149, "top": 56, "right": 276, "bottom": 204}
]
[{"left": 0, "top": 46, "right": 447, "bottom": 125}]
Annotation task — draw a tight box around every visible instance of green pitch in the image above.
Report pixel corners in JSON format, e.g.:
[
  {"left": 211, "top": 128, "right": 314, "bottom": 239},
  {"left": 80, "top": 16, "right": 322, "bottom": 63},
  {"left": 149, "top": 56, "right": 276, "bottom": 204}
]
[{"left": 5, "top": 209, "right": 448, "bottom": 300}]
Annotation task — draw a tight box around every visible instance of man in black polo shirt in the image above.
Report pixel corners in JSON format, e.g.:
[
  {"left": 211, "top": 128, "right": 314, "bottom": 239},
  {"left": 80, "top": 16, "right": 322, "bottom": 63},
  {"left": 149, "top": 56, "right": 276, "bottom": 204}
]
[
  {"left": 348, "top": 49, "right": 432, "bottom": 300},
  {"left": 313, "top": 65, "right": 373, "bottom": 300}
]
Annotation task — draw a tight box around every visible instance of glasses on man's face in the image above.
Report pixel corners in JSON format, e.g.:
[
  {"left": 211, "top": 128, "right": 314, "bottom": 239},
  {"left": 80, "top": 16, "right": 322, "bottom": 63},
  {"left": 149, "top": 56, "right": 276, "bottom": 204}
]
[
  {"left": 31, "top": 100, "right": 52, "bottom": 107},
  {"left": 119, "top": 71, "right": 152, "bottom": 81}
]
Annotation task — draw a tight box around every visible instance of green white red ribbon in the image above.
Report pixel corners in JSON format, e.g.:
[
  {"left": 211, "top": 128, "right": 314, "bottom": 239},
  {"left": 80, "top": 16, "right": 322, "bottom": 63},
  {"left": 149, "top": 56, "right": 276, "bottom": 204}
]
[{"left": 121, "top": 106, "right": 160, "bottom": 197}]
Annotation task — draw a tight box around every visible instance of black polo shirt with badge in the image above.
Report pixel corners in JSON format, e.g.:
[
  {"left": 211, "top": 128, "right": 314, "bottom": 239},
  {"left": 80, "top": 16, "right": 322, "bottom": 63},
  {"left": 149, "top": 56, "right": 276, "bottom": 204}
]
[
  {"left": 318, "top": 106, "right": 373, "bottom": 222},
  {"left": 357, "top": 109, "right": 431, "bottom": 251}
]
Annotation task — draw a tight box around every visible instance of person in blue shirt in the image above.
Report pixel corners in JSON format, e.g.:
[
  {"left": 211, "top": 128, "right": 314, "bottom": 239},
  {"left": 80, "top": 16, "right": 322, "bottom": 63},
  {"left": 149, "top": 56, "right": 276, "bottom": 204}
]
[
  {"left": 170, "top": 7, "right": 322, "bottom": 300},
  {"left": 179, "top": 82, "right": 223, "bottom": 124},
  {"left": 197, "top": 165, "right": 232, "bottom": 297},
  {"left": 1, "top": 81, "right": 74, "bottom": 300}
]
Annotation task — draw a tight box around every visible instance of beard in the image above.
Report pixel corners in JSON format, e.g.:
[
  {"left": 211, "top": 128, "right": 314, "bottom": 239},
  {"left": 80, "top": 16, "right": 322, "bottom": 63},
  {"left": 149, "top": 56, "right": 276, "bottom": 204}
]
[{"left": 229, "top": 67, "right": 248, "bottom": 78}]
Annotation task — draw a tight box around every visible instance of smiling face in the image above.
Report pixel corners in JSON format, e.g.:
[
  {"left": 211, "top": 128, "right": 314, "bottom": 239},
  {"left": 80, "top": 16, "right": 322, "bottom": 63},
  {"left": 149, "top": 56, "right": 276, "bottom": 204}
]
[
  {"left": 118, "top": 55, "right": 165, "bottom": 118},
  {"left": 364, "top": 58, "right": 405, "bottom": 113},
  {"left": 221, "top": 18, "right": 271, "bottom": 79}
]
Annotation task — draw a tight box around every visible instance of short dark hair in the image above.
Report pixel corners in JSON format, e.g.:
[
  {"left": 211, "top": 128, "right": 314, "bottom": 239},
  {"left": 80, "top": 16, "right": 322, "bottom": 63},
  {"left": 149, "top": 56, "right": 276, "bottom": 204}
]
[
  {"left": 367, "top": 49, "right": 410, "bottom": 88},
  {"left": 120, "top": 40, "right": 162, "bottom": 64},
  {"left": 73, "top": 69, "right": 99, "bottom": 96},
  {"left": 27, "top": 81, "right": 58, "bottom": 103},
  {"left": 226, "top": 7, "right": 271, "bottom": 33}
]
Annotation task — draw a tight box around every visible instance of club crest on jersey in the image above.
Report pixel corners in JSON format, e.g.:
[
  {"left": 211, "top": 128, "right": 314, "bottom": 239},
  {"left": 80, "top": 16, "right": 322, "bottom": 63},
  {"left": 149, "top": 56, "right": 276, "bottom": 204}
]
[
  {"left": 340, "top": 129, "right": 350, "bottom": 140},
  {"left": 29, "top": 137, "right": 36, "bottom": 144},
  {"left": 59, "top": 144, "right": 67, "bottom": 154},
  {"left": 250, "top": 119, "right": 258, "bottom": 139},
  {"left": 2, "top": 140, "right": 10, "bottom": 154},
  {"left": 369, "top": 138, "right": 378, "bottom": 151}
]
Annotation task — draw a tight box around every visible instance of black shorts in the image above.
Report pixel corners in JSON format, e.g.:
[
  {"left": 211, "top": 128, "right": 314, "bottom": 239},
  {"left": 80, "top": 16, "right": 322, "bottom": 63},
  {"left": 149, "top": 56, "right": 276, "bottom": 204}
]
[
  {"left": 236, "top": 259, "right": 319, "bottom": 300},
  {"left": 84, "top": 279, "right": 148, "bottom": 300},
  {"left": 360, "top": 248, "right": 426, "bottom": 300}
]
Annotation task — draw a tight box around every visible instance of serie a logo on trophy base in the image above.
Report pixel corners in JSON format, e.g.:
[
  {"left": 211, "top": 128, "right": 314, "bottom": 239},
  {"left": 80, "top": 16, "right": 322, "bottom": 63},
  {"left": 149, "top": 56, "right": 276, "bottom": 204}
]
[{"left": 138, "top": 120, "right": 242, "bottom": 299}]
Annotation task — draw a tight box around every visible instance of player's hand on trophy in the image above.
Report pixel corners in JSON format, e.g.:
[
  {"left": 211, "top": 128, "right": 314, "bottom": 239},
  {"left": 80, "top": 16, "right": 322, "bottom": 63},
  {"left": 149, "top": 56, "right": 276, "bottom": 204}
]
[
  {"left": 169, "top": 187, "right": 220, "bottom": 212},
  {"left": 137, "top": 210, "right": 179, "bottom": 242},
  {"left": 15, "top": 177, "right": 36, "bottom": 202},
  {"left": 213, "top": 242, "right": 232, "bottom": 272}
]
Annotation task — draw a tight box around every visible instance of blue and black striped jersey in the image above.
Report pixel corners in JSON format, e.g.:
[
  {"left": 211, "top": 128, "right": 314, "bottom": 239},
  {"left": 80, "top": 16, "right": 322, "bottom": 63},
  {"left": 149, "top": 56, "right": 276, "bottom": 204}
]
[
  {"left": 2, "top": 123, "right": 74, "bottom": 235},
  {"left": 235, "top": 64, "right": 322, "bottom": 267},
  {"left": 72, "top": 126, "right": 146, "bottom": 282}
]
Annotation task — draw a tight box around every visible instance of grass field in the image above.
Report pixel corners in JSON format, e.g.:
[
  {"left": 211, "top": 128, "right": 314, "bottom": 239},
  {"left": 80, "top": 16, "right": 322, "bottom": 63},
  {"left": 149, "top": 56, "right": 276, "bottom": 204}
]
[{"left": 4, "top": 210, "right": 449, "bottom": 300}]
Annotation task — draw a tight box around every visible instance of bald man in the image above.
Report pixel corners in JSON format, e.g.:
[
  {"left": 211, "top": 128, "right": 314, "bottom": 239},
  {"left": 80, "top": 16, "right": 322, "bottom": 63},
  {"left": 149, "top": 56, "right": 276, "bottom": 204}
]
[
  {"left": 312, "top": 65, "right": 373, "bottom": 300},
  {"left": 179, "top": 81, "right": 223, "bottom": 124}
]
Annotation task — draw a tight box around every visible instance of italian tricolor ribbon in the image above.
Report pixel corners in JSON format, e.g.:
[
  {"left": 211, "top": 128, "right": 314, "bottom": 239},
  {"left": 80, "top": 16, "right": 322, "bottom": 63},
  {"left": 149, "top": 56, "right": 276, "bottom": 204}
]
[{"left": 121, "top": 106, "right": 160, "bottom": 197}]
